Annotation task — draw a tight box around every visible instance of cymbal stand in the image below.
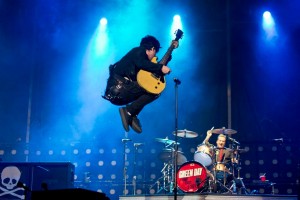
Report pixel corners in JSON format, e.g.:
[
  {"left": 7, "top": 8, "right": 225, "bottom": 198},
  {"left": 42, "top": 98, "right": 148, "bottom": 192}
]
[
  {"left": 154, "top": 161, "right": 173, "bottom": 194},
  {"left": 235, "top": 157, "right": 247, "bottom": 194}
]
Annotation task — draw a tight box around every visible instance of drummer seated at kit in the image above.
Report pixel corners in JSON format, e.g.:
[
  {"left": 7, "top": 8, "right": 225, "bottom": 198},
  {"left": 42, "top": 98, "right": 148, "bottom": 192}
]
[{"left": 202, "top": 130, "right": 238, "bottom": 185}]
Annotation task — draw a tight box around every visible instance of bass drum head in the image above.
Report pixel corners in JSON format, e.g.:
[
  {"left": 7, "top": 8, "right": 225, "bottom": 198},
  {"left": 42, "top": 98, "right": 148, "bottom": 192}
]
[{"left": 176, "top": 161, "right": 207, "bottom": 193}]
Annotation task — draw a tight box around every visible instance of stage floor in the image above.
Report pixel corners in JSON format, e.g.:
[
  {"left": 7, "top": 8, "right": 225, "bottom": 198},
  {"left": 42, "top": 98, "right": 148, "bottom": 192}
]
[{"left": 119, "top": 194, "right": 298, "bottom": 200}]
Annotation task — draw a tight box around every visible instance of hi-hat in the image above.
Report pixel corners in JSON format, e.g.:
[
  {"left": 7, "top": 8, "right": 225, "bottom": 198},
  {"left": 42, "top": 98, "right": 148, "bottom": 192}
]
[
  {"left": 172, "top": 129, "right": 198, "bottom": 138},
  {"left": 212, "top": 128, "right": 237, "bottom": 135},
  {"left": 155, "top": 138, "right": 180, "bottom": 145}
]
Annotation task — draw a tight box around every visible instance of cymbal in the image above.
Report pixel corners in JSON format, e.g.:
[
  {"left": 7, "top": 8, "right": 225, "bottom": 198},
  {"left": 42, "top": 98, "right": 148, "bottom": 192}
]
[
  {"left": 155, "top": 138, "right": 180, "bottom": 145},
  {"left": 212, "top": 128, "right": 237, "bottom": 135},
  {"left": 172, "top": 129, "right": 198, "bottom": 138}
]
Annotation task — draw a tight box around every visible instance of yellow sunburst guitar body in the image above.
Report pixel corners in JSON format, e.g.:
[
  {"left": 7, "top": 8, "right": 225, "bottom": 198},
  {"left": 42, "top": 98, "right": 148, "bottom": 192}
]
[{"left": 137, "top": 29, "right": 183, "bottom": 94}]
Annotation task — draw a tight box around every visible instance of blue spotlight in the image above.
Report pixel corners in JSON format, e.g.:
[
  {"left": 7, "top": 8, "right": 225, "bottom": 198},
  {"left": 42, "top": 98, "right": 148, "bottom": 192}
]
[
  {"left": 171, "top": 14, "right": 183, "bottom": 39},
  {"left": 100, "top": 17, "right": 107, "bottom": 26},
  {"left": 95, "top": 17, "right": 108, "bottom": 55},
  {"left": 262, "top": 11, "right": 277, "bottom": 40}
]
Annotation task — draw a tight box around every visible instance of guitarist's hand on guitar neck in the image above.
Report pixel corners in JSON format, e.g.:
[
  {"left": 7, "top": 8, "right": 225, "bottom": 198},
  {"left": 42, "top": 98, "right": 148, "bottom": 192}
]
[
  {"left": 171, "top": 40, "right": 179, "bottom": 49},
  {"left": 162, "top": 65, "right": 171, "bottom": 75},
  {"left": 160, "top": 40, "right": 178, "bottom": 75}
]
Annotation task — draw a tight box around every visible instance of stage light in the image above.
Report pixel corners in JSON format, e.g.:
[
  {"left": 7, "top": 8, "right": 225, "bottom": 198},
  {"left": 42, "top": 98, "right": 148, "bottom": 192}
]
[
  {"left": 95, "top": 17, "right": 108, "bottom": 56},
  {"left": 100, "top": 17, "right": 107, "bottom": 26},
  {"left": 262, "top": 11, "right": 277, "bottom": 40},
  {"left": 171, "top": 14, "right": 183, "bottom": 40}
]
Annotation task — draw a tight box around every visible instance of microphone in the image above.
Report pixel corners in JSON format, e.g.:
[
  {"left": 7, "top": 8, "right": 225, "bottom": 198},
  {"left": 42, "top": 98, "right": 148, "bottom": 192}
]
[
  {"left": 122, "top": 138, "right": 132, "bottom": 143},
  {"left": 134, "top": 143, "right": 144, "bottom": 147},
  {"left": 272, "top": 138, "right": 283, "bottom": 142},
  {"left": 173, "top": 78, "right": 181, "bottom": 85},
  {"left": 227, "top": 137, "right": 240, "bottom": 145},
  {"left": 132, "top": 176, "right": 136, "bottom": 195}
]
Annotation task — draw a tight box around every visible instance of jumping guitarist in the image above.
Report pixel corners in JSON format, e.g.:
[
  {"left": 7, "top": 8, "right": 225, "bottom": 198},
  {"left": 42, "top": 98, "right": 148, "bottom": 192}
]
[{"left": 102, "top": 31, "right": 182, "bottom": 133}]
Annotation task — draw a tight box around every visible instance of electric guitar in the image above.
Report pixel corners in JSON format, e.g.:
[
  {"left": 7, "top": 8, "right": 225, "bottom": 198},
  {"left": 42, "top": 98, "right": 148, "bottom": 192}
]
[{"left": 137, "top": 29, "right": 183, "bottom": 94}]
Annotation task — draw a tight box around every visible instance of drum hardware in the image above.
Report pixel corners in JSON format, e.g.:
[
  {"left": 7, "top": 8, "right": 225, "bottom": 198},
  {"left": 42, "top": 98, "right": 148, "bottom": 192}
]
[
  {"left": 228, "top": 145, "right": 248, "bottom": 195},
  {"left": 158, "top": 148, "right": 187, "bottom": 166},
  {"left": 155, "top": 162, "right": 174, "bottom": 194},
  {"left": 155, "top": 137, "right": 180, "bottom": 147},
  {"left": 154, "top": 142, "right": 187, "bottom": 194},
  {"left": 211, "top": 162, "right": 233, "bottom": 194},
  {"left": 172, "top": 129, "right": 198, "bottom": 138}
]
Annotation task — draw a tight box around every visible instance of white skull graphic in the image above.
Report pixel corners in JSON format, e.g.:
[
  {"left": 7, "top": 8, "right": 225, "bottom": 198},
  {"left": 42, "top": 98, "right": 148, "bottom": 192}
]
[{"left": 1, "top": 166, "right": 21, "bottom": 190}]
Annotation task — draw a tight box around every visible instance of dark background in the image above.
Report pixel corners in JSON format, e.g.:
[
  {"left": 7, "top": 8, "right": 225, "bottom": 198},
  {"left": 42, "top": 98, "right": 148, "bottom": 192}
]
[{"left": 0, "top": 0, "right": 299, "bottom": 199}]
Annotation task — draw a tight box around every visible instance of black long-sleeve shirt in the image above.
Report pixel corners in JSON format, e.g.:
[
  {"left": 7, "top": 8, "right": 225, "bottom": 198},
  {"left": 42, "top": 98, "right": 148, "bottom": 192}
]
[{"left": 113, "top": 46, "right": 165, "bottom": 81}]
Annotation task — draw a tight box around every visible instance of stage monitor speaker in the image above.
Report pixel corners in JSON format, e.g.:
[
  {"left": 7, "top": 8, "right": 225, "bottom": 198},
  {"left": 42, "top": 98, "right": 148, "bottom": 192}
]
[{"left": 31, "top": 188, "right": 110, "bottom": 200}]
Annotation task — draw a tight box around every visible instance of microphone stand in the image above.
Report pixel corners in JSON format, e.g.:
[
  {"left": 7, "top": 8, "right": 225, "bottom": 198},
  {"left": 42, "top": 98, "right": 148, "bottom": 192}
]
[
  {"left": 122, "top": 137, "right": 131, "bottom": 195},
  {"left": 173, "top": 78, "right": 181, "bottom": 200}
]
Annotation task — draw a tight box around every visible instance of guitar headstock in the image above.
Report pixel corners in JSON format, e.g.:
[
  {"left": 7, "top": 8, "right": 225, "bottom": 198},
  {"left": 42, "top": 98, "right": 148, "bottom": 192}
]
[{"left": 174, "top": 29, "right": 183, "bottom": 41}]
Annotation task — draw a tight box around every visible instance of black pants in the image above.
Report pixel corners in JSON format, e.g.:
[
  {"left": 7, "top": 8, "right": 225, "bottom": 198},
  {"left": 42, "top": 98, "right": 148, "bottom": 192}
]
[{"left": 103, "top": 74, "right": 159, "bottom": 116}]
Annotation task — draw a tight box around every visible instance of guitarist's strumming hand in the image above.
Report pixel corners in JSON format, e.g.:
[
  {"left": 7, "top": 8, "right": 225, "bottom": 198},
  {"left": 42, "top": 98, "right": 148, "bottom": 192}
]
[{"left": 162, "top": 65, "right": 171, "bottom": 75}]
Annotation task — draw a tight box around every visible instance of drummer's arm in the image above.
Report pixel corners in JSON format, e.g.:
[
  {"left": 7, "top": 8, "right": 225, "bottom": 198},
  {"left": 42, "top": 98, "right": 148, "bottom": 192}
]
[{"left": 203, "top": 129, "right": 213, "bottom": 145}]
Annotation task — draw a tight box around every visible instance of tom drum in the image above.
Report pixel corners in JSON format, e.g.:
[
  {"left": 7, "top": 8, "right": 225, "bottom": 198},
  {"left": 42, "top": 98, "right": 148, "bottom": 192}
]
[{"left": 194, "top": 144, "right": 214, "bottom": 167}]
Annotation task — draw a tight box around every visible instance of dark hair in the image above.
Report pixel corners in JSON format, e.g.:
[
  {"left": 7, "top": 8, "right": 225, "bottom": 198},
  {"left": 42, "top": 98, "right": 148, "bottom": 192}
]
[{"left": 140, "top": 35, "right": 161, "bottom": 52}]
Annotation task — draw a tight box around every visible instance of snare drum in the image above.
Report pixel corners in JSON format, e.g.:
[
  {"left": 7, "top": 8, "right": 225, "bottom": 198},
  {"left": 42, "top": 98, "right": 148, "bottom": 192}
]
[
  {"left": 213, "top": 162, "right": 232, "bottom": 184},
  {"left": 176, "top": 161, "right": 208, "bottom": 193},
  {"left": 214, "top": 163, "right": 227, "bottom": 171},
  {"left": 194, "top": 144, "right": 214, "bottom": 167}
]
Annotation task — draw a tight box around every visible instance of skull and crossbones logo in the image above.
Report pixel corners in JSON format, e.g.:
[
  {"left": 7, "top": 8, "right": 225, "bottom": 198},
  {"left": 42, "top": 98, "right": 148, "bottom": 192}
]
[{"left": 0, "top": 166, "right": 25, "bottom": 199}]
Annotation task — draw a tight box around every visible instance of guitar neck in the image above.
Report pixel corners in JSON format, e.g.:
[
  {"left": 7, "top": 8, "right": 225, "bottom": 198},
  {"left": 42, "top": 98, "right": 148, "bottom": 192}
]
[{"left": 159, "top": 45, "right": 175, "bottom": 65}]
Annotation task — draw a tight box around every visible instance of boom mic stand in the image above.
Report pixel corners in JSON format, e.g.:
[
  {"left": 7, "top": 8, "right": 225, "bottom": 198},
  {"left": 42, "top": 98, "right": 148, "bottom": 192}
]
[{"left": 173, "top": 77, "right": 181, "bottom": 200}]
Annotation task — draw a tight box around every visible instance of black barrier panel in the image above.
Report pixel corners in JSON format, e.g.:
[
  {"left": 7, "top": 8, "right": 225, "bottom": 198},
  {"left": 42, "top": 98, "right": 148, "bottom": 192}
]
[
  {"left": 31, "top": 188, "right": 110, "bottom": 200},
  {"left": 0, "top": 162, "right": 74, "bottom": 200}
]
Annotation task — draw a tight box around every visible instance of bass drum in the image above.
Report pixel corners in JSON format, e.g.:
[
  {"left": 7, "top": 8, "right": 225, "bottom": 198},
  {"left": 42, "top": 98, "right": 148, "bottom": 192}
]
[{"left": 176, "top": 161, "right": 207, "bottom": 193}]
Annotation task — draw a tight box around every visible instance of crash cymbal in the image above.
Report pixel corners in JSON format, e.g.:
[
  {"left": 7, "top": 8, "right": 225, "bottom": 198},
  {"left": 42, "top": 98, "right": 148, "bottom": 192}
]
[
  {"left": 212, "top": 128, "right": 237, "bottom": 135},
  {"left": 172, "top": 129, "right": 198, "bottom": 138},
  {"left": 155, "top": 138, "right": 180, "bottom": 145}
]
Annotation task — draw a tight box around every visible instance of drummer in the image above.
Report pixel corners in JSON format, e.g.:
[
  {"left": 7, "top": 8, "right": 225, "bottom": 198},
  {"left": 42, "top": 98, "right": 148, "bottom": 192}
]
[
  {"left": 203, "top": 130, "right": 235, "bottom": 168},
  {"left": 202, "top": 129, "right": 237, "bottom": 189}
]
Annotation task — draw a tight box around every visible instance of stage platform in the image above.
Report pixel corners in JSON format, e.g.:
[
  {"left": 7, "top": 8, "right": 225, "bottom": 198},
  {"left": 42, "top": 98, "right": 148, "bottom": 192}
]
[{"left": 119, "top": 194, "right": 298, "bottom": 200}]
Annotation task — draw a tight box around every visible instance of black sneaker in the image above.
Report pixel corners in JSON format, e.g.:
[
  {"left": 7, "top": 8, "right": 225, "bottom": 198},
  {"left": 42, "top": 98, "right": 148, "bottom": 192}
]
[
  {"left": 131, "top": 116, "right": 142, "bottom": 133},
  {"left": 119, "top": 107, "right": 131, "bottom": 132}
]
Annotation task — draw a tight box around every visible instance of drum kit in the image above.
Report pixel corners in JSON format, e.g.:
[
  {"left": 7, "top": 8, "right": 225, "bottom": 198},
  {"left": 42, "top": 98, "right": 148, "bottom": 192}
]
[{"left": 152, "top": 128, "right": 248, "bottom": 195}]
